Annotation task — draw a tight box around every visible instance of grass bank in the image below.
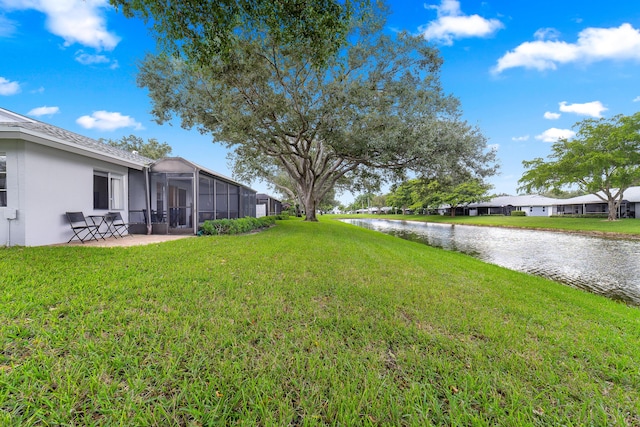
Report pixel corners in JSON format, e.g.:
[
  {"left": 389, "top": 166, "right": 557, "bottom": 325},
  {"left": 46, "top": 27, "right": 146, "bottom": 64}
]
[
  {"left": 1, "top": 219, "right": 639, "bottom": 425},
  {"left": 330, "top": 213, "right": 640, "bottom": 237}
]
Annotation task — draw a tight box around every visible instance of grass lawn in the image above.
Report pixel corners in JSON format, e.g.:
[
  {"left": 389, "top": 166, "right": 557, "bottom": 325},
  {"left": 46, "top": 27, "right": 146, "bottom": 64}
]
[
  {"left": 330, "top": 213, "right": 640, "bottom": 236},
  {"left": 1, "top": 218, "right": 639, "bottom": 425}
]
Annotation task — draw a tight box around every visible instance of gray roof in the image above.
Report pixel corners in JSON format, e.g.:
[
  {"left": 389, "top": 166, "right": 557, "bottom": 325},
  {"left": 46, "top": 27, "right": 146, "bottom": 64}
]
[
  {"left": 0, "top": 107, "right": 153, "bottom": 167},
  {"left": 151, "top": 157, "right": 256, "bottom": 192},
  {"left": 557, "top": 187, "right": 640, "bottom": 204},
  {"left": 469, "top": 194, "right": 560, "bottom": 208}
]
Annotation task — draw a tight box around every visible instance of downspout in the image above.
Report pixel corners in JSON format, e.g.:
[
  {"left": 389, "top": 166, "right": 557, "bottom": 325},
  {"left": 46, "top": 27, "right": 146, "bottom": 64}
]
[{"left": 144, "top": 166, "right": 152, "bottom": 235}]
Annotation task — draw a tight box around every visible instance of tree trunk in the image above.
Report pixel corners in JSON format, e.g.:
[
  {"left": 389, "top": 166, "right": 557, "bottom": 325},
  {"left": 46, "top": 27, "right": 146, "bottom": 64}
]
[
  {"left": 303, "top": 195, "right": 318, "bottom": 222},
  {"left": 607, "top": 198, "right": 617, "bottom": 221},
  {"left": 450, "top": 207, "right": 456, "bottom": 217}
]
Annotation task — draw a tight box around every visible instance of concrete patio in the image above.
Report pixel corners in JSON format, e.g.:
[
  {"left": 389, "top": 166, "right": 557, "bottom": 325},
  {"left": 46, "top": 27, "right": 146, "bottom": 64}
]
[{"left": 63, "top": 234, "right": 194, "bottom": 247}]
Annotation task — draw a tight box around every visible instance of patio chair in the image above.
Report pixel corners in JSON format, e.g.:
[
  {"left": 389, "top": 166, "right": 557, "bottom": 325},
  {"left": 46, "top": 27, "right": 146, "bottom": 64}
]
[
  {"left": 65, "top": 212, "right": 99, "bottom": 243},
  {"left": 108, "top": 211, "right": 132, "bottom": 238}
]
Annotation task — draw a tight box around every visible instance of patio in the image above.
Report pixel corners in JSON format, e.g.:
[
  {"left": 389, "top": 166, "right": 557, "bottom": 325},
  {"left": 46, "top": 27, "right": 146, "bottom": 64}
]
[{"left": 62, "top": 234, "right": 194, "bottom": 248}]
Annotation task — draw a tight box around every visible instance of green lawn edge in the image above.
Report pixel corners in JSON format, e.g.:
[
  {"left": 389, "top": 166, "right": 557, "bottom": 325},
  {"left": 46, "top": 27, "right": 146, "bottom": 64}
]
[
  {"left": 328, "top": 213, "right": 640, "bottom": 237},
  {"left": 1, "top": 218, "right": 639, "bottom": 425}
]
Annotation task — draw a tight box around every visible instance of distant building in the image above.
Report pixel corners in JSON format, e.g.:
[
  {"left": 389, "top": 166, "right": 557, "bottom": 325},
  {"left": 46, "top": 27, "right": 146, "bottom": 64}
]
[{"left": 256, "top": 193, "right": 282, "bottom": 217}]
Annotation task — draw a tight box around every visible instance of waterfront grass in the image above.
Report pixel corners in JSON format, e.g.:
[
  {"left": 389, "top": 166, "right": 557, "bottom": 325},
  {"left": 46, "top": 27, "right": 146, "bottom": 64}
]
[
  {"left": 1, "top": 219, "right": 639, "bottom": 425},
  {"left": 332, "top": 213, "right": 640, "bottom": 236}
]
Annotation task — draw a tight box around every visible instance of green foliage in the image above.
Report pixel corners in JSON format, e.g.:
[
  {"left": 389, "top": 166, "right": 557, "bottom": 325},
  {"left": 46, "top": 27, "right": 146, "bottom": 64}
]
[
  {"left": 199, "top": 216, "right": 275, "bottom": 235},
  {"left": 387, "top": 177, "right": 492, "bottom": 216},
  {"left": 135, "top": 6, "right": 496, "bottom": 222},
  {"left": 1, "top": 220, "right": 639, "bottom": 424},
  {"left": 551, "top": 214, "right": 609, "bottom": 219},
  {"left": 109, "top": 0, "right": 364, "bottom": 68},
  {"left": 519, "top": 113, "right": 640, "bottom": 220},
  {"left": 100, "top": 134, "right": 172, "bottom": 159},
  {"left": 511, "top": 210, "right": 526, "bottom": 216}
]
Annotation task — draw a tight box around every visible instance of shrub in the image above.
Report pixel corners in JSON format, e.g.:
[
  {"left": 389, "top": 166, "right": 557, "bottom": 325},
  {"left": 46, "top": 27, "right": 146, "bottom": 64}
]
[
  {"left": 551, "top": 214, "right": 609, "bottom": 219},
  {"left": 511, "top": 210, "right": 526, "bottom": 216},
  {"left": 274, "top": 213, "right": 290, "bottom": 220},
  {"left": 199, "top": 216, "right": 276, "bottom": 236}
]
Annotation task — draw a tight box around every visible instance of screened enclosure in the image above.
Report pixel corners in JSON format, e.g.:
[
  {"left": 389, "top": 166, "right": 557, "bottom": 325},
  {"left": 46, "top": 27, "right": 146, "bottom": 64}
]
[{"left": 131, "top": 157, "right": 256, "bottom": 235}]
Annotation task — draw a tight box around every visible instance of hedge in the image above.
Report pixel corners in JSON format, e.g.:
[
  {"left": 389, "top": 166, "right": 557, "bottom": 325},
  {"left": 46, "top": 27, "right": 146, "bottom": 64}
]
[{"left": 199, "top": 216, "right": 276, "bottom": 235}]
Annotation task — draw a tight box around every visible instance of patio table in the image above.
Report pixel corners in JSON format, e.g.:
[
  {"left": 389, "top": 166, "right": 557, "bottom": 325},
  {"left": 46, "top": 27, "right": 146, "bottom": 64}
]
[{"left": 88, "top": 215, "right": 113, "bottom": 239}]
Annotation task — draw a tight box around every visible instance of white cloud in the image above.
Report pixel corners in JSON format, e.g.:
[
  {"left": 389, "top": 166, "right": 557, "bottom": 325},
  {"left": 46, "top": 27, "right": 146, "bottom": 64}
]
[
  {"left": 535, "top": 128, "right": 576, "bottom": 143},
  {"left": 419, "top": 0, "right": 504, "bottom": 45},
  {"left": 0, "top": 15, "right": 18, "bottom": 37},
  {"left": 0, "top": 0, "right": 120, "bottom": 50},
  {"left": 74, "top": 50, "right": 110, "bottom": 65},
  {"left": 544, "top": 112, "right": 561, "bottom": 120},
  {"left": 28, "top": 106, "right": 59, "bottom": 116},
  {"left": 633, "top": 96, "right": 640, "bottom": 102},
  {"left": 534, "top": 27, "right": 561, "bottom": 41},
  {"left": 559, "top": 101, "right": 607, "bottom": 118},
  {"left": 511, "top": 135, "right": 530, "bottom": 142},
  {"left": 493, "top": 23, "right": 640, "bottom": 74},
  {"left": 76, "top": 111, "right": 144, "bottom": 131},
  {"left": 0, "top": 76, "right": 20, "bottom": 95},
  {"left": 487, "top": 143, "right": 499, "bottom": 151}
]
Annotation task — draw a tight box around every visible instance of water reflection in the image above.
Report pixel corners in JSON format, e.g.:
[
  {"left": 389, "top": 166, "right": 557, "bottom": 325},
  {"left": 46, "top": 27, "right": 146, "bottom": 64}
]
[{"left": 341, "top": 218, "right": 640, "bottom": 306}]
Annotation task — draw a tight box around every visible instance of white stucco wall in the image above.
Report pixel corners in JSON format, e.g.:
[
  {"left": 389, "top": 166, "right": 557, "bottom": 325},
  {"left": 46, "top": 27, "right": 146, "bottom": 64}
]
[
  {"left": 0, "top": 140, "right": 133, "bottom": 246},
  {"left": 524, "top": 206, "right": 552, "bottom": 217}
]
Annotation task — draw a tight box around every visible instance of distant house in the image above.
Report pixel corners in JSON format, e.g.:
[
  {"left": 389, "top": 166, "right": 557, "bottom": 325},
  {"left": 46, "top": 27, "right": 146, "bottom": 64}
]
[
  {"left": 0, "top": 107, "right": 257, "bottom": 246},
  {"left": 468, "top": 195, "right": 559, "bottom": 217},
  {"left": 256, "top": 193, "right": 282, "bottom": 217},
  {"left": 438, "top": 190, "right": 640, "bottom": 219},
  {"left": 553, "top": 188, "right": 640, "bottom": 218}
]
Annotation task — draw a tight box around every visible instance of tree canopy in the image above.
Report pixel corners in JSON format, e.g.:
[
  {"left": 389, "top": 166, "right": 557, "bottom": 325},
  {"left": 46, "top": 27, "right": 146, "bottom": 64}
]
[
  {"left": 135, "top": 5, "right": 497, "bottom": 221},
  {"left": 426, "top": 178, "right": 492, "bottom": 217},
  {"left": 518, "top": 113, "right": 640, "bottom": 220},
  {"left": 386, "top": 176, "right": 491, "bottom": 216},
  {"left": 109, "top": 0, "right": 366, "bottom": 67},
  {"left": 101, "top": 135, "right": 173, "bottom": 159}
]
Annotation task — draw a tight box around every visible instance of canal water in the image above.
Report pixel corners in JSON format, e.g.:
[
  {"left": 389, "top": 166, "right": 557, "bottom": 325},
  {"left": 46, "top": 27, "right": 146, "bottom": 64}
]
[{"left": 340, "top": 218, "right": 640, "bottom": 306}]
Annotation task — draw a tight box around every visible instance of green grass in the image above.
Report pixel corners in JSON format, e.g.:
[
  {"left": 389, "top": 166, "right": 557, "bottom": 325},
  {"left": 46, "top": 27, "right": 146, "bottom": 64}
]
[
  {"left": 1, "top": 218, "right": 639, "bottom": 425},
  {"left": 330, "top": 213, "right": 640, "bottom": 236}
]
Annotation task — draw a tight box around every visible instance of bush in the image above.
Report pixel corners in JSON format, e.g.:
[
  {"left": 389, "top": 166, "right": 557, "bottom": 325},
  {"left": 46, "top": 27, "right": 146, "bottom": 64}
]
[
  {"left": 550, "top": 214, "right": 609, "bottom": 219},
  {"left": 274, "top": 213, "right": 290, "bottom": 220},
  {"left": 199, "top": 216, "right": 276, "bottom": 235},
  {"left": 511, "top": 210, "right": 526, "bottom": 216}
]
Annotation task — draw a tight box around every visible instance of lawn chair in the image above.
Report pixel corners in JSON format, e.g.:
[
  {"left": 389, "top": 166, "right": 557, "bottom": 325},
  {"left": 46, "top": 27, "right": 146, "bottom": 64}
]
[
  {"left": 65, "top": 212, "right": 99, "bottom": 243},
  {"left": 108, "top": 211, "right": 132, "bottom": 238}
]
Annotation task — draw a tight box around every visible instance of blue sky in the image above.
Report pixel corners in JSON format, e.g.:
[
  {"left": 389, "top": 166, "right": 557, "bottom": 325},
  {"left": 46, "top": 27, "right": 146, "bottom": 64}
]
[{"left": 1, "top": 0, "right": 640, "bottom": 203}]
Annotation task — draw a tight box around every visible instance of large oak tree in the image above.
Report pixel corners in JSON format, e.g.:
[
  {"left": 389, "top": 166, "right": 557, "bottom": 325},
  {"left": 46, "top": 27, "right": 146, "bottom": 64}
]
[
  {"left": 109, "top": 0, "right": 365, "bottom": 67},
  {"left": 135, "top": 5, "right": 496, "bottom": 221},
  {"left": 519, "top": 113, "right": 640, "bottom": 221}
]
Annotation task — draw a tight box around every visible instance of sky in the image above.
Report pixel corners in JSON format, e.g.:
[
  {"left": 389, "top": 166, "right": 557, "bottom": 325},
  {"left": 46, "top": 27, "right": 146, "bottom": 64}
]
[{"left": 1, "top": 0, "right": 640, "bottom": 204}]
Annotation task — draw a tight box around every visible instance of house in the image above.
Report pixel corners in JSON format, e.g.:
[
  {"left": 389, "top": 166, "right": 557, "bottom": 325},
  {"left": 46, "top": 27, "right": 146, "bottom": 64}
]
[
  {"left": 438, "top": 190, "right": 640, "bottom": 218},
  {"left": 553, "top": 188, "right": 640, "bottom": 218},
  {"left": 256, "top": 193, "right": 282, "bottom": 217},
  {"left": 467, "top": 195, "right": 559, "bottom": 217},
  {"left": 0, "top": 108, "right": 257, "bottom": 246}
]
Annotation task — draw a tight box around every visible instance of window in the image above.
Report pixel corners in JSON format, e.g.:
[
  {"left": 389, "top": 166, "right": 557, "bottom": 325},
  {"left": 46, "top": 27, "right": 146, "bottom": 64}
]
[
  {"left": 111, "top": 175, "right": 123, "bottom": 210},
  {"left": 0, "top": 153, "right": 6, "bottom": 207},
  {"left": 94, "top": 171, "right": 124, "bottom": 210}
]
